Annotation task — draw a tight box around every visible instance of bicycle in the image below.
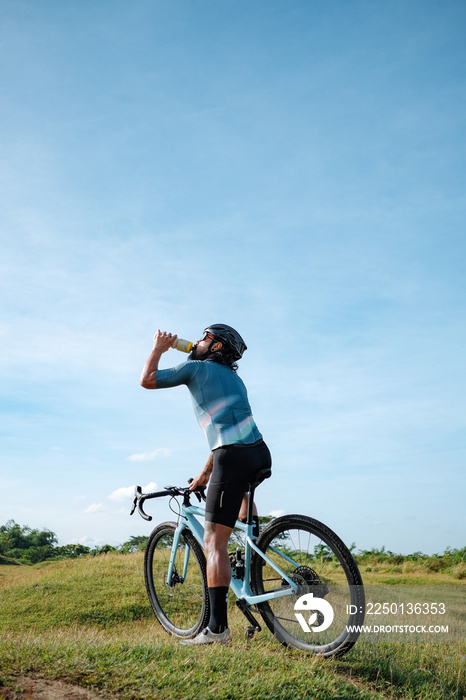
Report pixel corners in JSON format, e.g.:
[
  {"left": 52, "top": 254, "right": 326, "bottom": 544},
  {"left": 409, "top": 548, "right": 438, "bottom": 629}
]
[{"left": 130, "top": 468, "right": 365, "bottom": 658}]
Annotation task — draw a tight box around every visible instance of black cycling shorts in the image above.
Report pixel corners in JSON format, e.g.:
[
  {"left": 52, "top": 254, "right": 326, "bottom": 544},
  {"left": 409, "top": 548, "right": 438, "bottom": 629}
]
[{"left": 205, "top": 439, "right": 272, "bottom": 528}]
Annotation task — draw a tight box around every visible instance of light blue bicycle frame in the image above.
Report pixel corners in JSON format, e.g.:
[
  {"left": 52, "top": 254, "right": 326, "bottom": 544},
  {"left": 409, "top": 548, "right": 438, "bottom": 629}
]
[{"left": 167, "top": 501, "right": 299, "bottom": 606}]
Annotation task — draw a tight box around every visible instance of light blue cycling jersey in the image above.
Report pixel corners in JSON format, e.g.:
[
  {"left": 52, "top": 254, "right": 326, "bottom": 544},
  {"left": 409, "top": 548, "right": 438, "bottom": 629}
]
[{"left": 155, "top": 359, "right": 263, "bottom": 451}]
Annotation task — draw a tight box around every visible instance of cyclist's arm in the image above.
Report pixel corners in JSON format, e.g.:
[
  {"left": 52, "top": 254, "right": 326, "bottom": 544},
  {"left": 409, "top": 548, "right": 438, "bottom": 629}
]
[
  {"left": 189, "top": 453, "right": 213, "bottom": 491},
  {"left": 140, "top": 330, "right": 177, "bottom": 389}
]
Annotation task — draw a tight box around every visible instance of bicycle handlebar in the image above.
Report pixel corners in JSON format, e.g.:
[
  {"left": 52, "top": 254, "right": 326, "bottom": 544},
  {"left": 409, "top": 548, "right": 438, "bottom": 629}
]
[{"left": 130, "top": 481, "right": 207, "bottom": 522}]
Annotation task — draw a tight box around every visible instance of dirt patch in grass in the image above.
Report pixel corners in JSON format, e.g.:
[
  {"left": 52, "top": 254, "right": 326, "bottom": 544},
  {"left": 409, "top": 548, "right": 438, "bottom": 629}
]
[{"left": 0, "top": 676, "right": 104, "bottom": 700}]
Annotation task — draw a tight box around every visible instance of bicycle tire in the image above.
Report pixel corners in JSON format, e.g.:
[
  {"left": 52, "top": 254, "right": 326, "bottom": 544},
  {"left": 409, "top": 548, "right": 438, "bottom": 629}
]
[
  {"left": 251, "top": 514, "right": 365, "bottom": 657},
  {"left": 144, "top": 521, "right": 209, "bottom": 638}
]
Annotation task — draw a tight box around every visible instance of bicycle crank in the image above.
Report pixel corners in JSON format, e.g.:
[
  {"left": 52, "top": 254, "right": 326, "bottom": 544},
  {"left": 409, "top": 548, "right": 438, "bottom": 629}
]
[{"left": 236, "top": 597, "right": 262, "bottom": 638}]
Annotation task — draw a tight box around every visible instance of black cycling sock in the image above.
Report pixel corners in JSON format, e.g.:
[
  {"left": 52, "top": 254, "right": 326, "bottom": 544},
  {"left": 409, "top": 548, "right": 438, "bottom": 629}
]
[
  {"left": 208, "top": 586, "right": 229, "bottom": 633},
  {"left": 240, "top": 515, "right": 259, "bottom": 538}
]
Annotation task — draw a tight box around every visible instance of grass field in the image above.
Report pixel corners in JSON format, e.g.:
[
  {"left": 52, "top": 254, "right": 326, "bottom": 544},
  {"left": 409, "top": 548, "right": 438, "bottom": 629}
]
[{"left": 0, "top": 552, "right": 464, "bottom": 700}]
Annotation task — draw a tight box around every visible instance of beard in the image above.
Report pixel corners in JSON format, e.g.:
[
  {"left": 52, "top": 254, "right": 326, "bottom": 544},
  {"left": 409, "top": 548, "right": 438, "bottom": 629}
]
[{"left": 188, "top": 344, "right": 211, "bottom": 361}]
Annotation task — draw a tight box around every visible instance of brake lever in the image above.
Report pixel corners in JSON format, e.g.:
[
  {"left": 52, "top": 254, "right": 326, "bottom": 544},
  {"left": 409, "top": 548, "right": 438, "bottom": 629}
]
[
  {"left": 196, "top": 486, "right": 206, "bottom": 502},
  {"left": 130, "top": 486, "right": 142, "bottom": 516},
  {"left": 130, "top": 485, "right": 152, "bottom": 521},
  {"left": 187, "top": 478, "right": 207, "bottom": 502}
]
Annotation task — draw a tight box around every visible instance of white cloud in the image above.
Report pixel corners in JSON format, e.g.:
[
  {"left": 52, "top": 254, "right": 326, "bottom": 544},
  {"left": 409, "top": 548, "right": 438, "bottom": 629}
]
[
  {"left": 108, "top": 486, "right": 135, "bottom": 502},
  {"left": 70, "top": 535, "right": 102, "bottom": 547},
  {"left": 84, "top": 483, "right": 158, "bottom": 518},
  {"left": 127, "top": 448, "right": 170, "bottom": 462},
  {"left": 85, "top": 503, "right": 105, "bottom": 513},
  {"left": 269, "top": 509, "right": 286, "bottom": 518},
  {"left": 108, "top": 481, "right": 157, "bottom": 502}
]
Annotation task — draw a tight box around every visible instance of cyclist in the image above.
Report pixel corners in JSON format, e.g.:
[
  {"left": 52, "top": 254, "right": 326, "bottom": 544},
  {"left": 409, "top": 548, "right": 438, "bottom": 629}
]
[{"left": 140, "top": 324, "right": 272, "bottom": 645}]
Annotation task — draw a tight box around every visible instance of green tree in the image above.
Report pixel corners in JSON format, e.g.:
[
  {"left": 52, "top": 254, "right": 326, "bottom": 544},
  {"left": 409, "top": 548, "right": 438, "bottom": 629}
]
[
  {"left": 54, "top": 544, "right": 91, "bottom": 559},
  {"left": 92, "top": 544, "right": 117, "bottom": 555},
  {"left": 0, "top": 520, "right": 57, "bottom": 563},
  {"left": 119, "top": 535, "right": 148, "bottom": 553}
]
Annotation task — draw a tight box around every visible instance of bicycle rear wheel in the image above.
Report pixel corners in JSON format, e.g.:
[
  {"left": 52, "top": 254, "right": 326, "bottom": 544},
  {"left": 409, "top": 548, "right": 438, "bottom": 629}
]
[
  {"left": 251, "top": 514, "right": 365, "bottom": 657},
  {"left": 144, "top": 522, "right": 209, "bottom": 638}
]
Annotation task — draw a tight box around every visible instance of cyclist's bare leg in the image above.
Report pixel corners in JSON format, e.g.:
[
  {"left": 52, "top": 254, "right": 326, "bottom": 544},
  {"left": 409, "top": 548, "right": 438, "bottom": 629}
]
[
  {"left": 203, "top": 521, "right": 232, "bottom": 636},
  {"left": 204, "top": 521, "right": 232, "bottom": 587}
]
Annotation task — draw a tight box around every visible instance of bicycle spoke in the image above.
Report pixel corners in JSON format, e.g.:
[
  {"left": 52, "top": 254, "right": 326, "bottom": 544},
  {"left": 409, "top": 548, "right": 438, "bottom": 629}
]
[
  {"left": 144, "top": 523, "right": 209, "bottom": 638},
  {"left": 251, "top": 515, "right": 365, "bottom": 657}
]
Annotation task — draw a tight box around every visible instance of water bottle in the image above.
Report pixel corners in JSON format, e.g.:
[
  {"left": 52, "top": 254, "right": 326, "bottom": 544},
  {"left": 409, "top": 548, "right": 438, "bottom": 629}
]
[
  {"left": 234, "top": 548, "right": 245, "bottom": 580},
  {"left": 172, "top": 337, "right": 193, "bottom": 353}
]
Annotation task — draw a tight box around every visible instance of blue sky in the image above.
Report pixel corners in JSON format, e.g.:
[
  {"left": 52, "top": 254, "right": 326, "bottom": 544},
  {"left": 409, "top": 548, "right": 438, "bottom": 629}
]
[{"left": 1, "top": 0, "right": 465, "bottom": 554}]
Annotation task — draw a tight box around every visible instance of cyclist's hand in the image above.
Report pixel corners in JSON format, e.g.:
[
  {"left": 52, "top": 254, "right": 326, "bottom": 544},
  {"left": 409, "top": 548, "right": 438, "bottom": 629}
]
[
  {"left": 153, "top": 330, "right": 177, "bottom": 353},
  {"left": 188, "top": 472, "right": 210, "bottom": 491}
]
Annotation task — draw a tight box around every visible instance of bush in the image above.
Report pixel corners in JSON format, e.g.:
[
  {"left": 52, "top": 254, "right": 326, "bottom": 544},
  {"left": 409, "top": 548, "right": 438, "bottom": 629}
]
[
  {"left": 0, "top": 521, "right": 57, "bottom": 563},
  {"left": 453, "top": 562, "right": 466, "bottom": 580},
  {"left": 54, "top": 544, "right": 92, "bottom": 559}
]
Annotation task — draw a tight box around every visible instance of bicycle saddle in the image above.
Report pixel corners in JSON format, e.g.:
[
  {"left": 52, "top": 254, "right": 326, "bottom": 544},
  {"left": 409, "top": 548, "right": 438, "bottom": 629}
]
[{"left": 250, "top": 468, "right": 272, "bottom": 488}]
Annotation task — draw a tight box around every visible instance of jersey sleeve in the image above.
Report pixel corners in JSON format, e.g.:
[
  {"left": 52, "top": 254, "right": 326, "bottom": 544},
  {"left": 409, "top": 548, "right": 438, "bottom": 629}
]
[{"left": 155, "top": 361, "right": 197, "bottom": 389}]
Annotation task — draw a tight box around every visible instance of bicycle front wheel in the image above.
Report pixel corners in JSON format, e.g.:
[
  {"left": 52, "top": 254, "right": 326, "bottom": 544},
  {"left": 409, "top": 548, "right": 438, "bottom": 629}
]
[
  {"left": 251, "top": 514, "right": 365, "bottom": 657},
  {"left": 144, "top": 521, "right": 209, "bottom": 638}
]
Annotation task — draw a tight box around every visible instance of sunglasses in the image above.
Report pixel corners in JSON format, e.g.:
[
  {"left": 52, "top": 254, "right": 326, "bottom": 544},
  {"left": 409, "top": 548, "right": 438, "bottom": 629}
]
[{"left": 201, "top": 332, "right": 215, "bottom": 342}]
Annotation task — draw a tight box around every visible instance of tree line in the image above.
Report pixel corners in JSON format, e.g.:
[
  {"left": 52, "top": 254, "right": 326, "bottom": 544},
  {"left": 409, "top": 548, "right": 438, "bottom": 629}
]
[
  {"left": 1, "top": 519, "right": 464, "bottom": 572},
  {"left": 0, "top": 517, "right": 278, "bottom": 565},
  {"left": 0, "top": 520, "right": 147, "bottom": 564}
]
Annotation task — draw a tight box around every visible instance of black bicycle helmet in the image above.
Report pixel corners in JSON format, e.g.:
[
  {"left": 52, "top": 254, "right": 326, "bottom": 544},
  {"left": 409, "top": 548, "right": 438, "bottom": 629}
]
[{"left": 204, "top": 324, "right": 247, "bottom": 361}]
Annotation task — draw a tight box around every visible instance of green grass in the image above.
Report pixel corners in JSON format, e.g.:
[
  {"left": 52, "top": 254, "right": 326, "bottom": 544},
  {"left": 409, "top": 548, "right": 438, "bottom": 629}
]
[{"left": 0, "top": 553, "right": 464, "bottom": 700}]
